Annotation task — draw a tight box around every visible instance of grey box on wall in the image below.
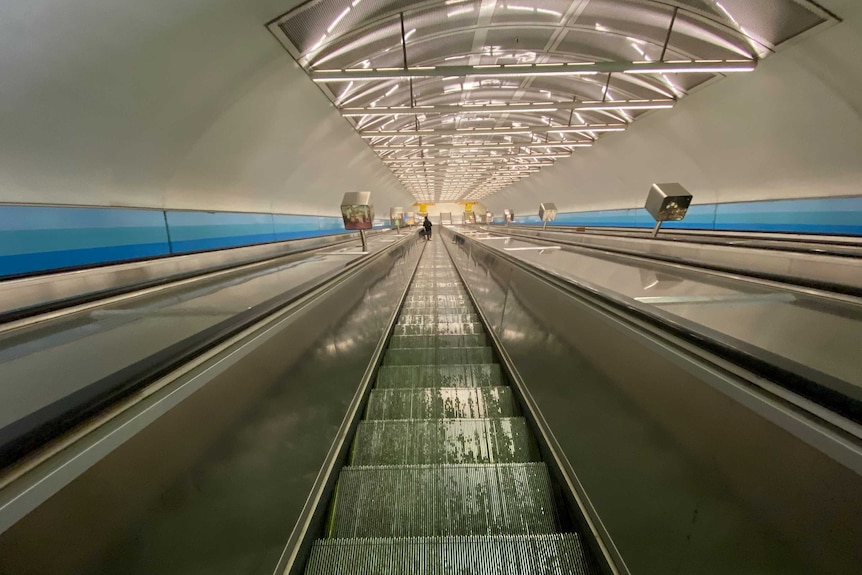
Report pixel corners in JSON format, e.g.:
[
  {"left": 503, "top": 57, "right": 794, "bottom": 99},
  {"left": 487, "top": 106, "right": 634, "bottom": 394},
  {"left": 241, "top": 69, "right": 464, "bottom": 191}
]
[{"left": 645, "top": 183, "right": 692, "bottom": 222}]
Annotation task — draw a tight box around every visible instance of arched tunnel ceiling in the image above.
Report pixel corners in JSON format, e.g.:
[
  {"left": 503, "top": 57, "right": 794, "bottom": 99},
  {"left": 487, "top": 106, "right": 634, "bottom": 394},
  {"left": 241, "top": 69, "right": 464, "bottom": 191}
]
[{"left": 269, "top": 0, "right": 834, "bottom": 204}]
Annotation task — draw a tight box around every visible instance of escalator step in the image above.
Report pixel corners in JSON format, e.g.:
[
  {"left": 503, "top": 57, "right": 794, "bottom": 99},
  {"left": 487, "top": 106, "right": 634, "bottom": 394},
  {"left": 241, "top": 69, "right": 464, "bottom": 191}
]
[
  {"left": 389, "top": 334, "right": 488, "bottom": 349},
  {"left": 393, "top": 322, "right": 485, "bottom": 336},
  {"left": 404, "top": 296, "right": 468, "bottom": 305},
  {"left": 351, "top": 418, "right": 535, "bottom": 465},
  {"left": 366, "top": 387, "right": 515, "bottom": 420},
  {"left": 328, "top": 464, "right": 557, "bottom": 538},
  {"left": 405, "top": 290, "right": 468, "bottom": 297},
  {"left": 401, "top": 306, "right": 476, "bottom": 315},
  {"left": 306, "top": 534, "right": 595, "bottom": 575},
  {"left": 376, "top": 364, "right": 503, "bottom": 388},
  {"left": 383, "top": 347, "right": 495, "bottom": 366},
  {"left": 398, "top": 314, "right": 479, "bottom": 324}
]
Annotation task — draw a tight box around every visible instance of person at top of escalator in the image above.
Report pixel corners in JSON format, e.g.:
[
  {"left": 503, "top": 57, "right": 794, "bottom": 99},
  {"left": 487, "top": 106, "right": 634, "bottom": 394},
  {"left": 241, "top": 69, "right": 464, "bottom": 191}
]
[{"left": 423, "top": 216, "right": 432, "bottom": 241}]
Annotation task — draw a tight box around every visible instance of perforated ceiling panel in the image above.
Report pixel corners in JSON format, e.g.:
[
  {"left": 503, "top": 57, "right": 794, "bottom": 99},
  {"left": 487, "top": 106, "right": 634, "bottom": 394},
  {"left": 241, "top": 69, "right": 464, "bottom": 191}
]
[{"left": 269, "top": 0, "right": 834, "bottom": 204}]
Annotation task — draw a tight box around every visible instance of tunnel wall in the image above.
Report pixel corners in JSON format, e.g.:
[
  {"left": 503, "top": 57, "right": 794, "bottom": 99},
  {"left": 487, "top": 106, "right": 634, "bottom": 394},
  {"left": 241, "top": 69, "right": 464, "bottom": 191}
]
[
  {"left": 0, "top": 0, "right": 412, "bottom": 216},
  {"left": 0, "top": 204, "right": 393, "bottom": 278},
  {"left": 485, "top": 0, "right": 861, "bottom": 219}
]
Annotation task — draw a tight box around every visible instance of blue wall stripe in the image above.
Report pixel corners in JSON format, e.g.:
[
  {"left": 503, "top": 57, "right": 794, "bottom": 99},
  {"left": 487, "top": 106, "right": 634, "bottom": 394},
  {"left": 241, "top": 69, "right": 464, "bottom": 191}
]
[
  {"left": 0, "top": 206, "right": 349, "bottom": 278},
  {"left": 0, "top": 227, "right": 169, "bottom": 256},
  {"left": 3, "top": 196, "right": 858, "bottom": 279},
  {"left": 513, "top": 196, "right": 862, "bottom": 236},
  {"left": 0, "top": 243, "right": 170, "bottom": 276},
  {"left": 0, "top": 205, "right": 167, "bottom": 231}
]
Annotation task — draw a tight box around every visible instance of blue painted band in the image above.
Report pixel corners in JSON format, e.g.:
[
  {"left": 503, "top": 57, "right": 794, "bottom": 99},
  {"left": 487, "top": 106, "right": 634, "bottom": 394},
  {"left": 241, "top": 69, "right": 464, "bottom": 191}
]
[
  {"left": 0, "top": 205, "right": 350, "bottom": 279},
  {"left": 513, "top": 196, "right": 862, "bottom": 236},
  {"left": 0, "top": 243, "right": 170, "bottom": 277}
]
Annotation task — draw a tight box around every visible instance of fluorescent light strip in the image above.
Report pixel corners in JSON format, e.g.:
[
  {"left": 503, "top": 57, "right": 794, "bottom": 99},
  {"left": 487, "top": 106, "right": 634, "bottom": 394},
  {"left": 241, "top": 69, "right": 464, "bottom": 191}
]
[
  {"left": 311, "top": 61, "right": 755, "bottom": 83},
  {"left": 343, "top": 100, "right": 674, "bottom": 116},
  {"left": 381, "top": 143, "right": 589, "bottom": 151},
  {"left": 326, "top": 7, "right": 351, "bottom": 33},
  {"left": 384, "top": 154, "right": 568, "bottom": 162},
  {"left": 547, "top": 127, "right": 625, "bottom": 133},
  {"left": 625, "top": 65, "right": 755, "bottom": 74},
  {"left": 362, "top": 125, "right": 621, "bottom": 137}
]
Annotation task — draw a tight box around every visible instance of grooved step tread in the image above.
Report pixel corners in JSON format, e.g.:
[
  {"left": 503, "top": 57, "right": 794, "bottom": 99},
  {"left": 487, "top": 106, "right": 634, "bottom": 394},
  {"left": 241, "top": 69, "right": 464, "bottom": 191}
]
[
  {"left": 351, "top": 418, "right": 536, "bottom": 465},
  {"left": 366, "top": 387, "right": 515, "bottom": 420},
  {"left": 389, "top": 334, "right": 488, "bottom": 349},
  {"left": 376, "top": 364, "right": 504, "bottom": 389},
  {"left": 383, "top": 347, "right": 494, "bottom": 366},
  {"left": 405, "top": 290, "right": 468, "bottom": 297},
  {"left": 328, "top": 464, "right": 557, "bottom": 538},
  {"left": 306, "top": 534, "right": 595, "bottom": 575},
  {"left": 401, "top": 306, "right": 476, "bottom": 315},
  {"left": 404, "top": 296, "right": 469, "bottom": 304},
  {"left": 398, "top": 314, "right": 479, "bottom": 325},
  {"left": 394, "top": 322, "right": 485, "bottom": 336}
]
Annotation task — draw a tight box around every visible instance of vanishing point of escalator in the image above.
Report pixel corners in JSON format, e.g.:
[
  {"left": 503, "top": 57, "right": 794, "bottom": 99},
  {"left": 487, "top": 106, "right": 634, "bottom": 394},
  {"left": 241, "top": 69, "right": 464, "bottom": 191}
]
[{"left": 304, "top": 241, "right": 595, "bottom": 573}]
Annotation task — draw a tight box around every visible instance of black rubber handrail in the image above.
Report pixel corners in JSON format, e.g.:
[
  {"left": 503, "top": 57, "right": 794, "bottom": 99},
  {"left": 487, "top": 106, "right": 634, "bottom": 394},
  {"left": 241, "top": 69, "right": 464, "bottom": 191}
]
[
  {"left": 0, "top": 235, "right": 416, "bottom": 470},
  {"left": 451, "top": 229, "right": 862, "bottom": 427}
]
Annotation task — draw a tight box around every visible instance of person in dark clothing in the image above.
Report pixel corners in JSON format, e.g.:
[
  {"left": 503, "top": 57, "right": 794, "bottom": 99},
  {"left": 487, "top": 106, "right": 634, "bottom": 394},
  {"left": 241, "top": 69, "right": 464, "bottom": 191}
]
[{"left": 422, "top": 216, "right": 432, "bottom": 241}]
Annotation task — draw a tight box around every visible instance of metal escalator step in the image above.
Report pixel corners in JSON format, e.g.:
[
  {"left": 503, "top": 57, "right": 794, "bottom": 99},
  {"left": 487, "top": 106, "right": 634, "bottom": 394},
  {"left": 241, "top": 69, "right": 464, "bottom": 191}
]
[
  {"left": 376, "top": 364, "right": 503, "bottom": 388},
  {"left": 366, "top": 387, "right": 515, "bottom": 420},
  {"left": 401, "top": 306, "right": 475, "bottom": 315},
  {"left": 306, "top": 534, "right": 595, "bottom": 575},
  {"left": 328, "top": 464, "right": 557, "bottom": 538},
  {"left": 389, "top": 334, "right": 488, "bottom": 349},
  {"left": 351, "top": 418, "right": 535, "bottom": 465},
  {"left": 383, "top": 347, "right": 494, "bottom": 366},
  {"left": 398, "top": 313, "right": 479, "bottom": 324},
  {"left": 393, "top": 322, "right": 485, "bottom": 336},
  {"left": 410, "top": 282, "right": 463, "bottom": 290},
  {"left": 406, "top": 289, "right": 467, "bottom": 296},
  {"left": 404, "top": 295, "right": 468, "bottom": 304}
]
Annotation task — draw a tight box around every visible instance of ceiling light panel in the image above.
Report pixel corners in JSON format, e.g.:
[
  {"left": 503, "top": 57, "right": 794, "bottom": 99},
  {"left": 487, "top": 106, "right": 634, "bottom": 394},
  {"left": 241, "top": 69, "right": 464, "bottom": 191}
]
[{"left": 270, "top": 0, "right": 833, "bottom": 202}]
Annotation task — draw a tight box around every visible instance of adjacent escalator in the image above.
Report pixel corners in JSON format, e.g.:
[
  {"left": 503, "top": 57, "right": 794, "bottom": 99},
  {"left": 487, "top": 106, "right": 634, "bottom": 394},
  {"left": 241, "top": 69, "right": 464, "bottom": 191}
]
[{"left": 304, "top": 241, "right": 598, "bottom": 574}]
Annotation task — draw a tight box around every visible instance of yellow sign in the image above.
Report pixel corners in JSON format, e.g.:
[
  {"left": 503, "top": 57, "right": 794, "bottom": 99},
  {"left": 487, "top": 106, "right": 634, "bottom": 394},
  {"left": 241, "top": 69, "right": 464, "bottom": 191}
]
[
  {"left": 464, "top": 203, "right": 473, "bottom": 212},
  {"left": 419, "top": 203, "right": 427, "bottom": 212}
]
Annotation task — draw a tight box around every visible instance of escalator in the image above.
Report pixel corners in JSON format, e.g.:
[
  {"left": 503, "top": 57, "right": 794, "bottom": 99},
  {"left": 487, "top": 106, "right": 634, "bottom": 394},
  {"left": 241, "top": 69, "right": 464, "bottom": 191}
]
[{"left": 304, "top": 241, "right": 598, "bottom": 573}]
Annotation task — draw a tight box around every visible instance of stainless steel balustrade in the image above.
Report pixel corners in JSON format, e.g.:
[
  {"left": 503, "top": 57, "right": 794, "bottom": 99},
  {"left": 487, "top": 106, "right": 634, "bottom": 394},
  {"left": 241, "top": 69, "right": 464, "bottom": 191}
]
[{"left": 479, "top": 224, "right": 862, "bottom": 293}]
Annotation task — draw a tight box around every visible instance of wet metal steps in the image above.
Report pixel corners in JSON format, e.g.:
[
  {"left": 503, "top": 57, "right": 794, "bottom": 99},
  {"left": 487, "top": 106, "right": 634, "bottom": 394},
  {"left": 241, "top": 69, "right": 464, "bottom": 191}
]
[
  {"left": 307, "top": 534, "right": 593, "bottom": 574},
  {"left": 376, "top": 364, "right": 504, "bottom": 389},
  {"left": 305, "top": 240, "right": 592, "bottom": 574},
  {"left": 351, "top": 418, "right": 537, "bottom": 465},
  {"left": 383, "top": 347, "right": 495, "bottom": 366},
  {"left": 366, "top": 387, "right": 515, "bottom": 419},
  {"left": 328, "top": 464, "right": 557, "bottom": 537}
]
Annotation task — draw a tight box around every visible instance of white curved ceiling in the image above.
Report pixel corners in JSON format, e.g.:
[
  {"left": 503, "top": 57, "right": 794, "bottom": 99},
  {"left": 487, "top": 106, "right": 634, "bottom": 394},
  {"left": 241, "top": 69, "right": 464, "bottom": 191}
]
[{"left": 269, "top": 0, "right": 834, "bottom": 204}]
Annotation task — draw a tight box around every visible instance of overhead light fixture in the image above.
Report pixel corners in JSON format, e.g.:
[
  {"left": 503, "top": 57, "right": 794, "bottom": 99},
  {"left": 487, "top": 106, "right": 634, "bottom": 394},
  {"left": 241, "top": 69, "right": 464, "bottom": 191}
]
[
  {"left": 312, "top": 60, "right": 755, "bottom": 83},
  {"left": 326, "top": 7, "right": 351, "bottom": 33},
  {"left": 547, "top": 126, "right": 625, "bottom": 133},
  {"left": 343, "top": 100, "right": 673, "bottom": 116},
  {"left": 624, "top": 60, "right": 756, "bottom": 74}
]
